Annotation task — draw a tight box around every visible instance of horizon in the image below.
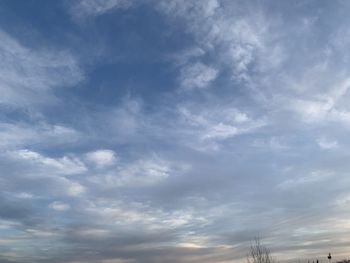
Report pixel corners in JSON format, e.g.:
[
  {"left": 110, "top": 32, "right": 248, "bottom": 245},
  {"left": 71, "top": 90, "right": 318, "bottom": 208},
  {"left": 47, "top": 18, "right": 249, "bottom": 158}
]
[{"left": 1, "top": 1, "right": 350, "bottom": 262}]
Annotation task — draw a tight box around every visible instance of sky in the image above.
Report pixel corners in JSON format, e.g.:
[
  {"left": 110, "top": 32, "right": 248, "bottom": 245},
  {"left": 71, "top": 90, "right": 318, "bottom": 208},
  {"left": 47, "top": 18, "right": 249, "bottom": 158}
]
[{"left": 1, "top": 0, "right": 350, "bottom": 262}]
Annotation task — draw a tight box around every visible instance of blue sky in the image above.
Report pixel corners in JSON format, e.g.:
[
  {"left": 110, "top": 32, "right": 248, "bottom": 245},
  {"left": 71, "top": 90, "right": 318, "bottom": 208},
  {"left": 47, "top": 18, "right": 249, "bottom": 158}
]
[{"left": 1, "top": 0, "right": 350, "bottom": 262}]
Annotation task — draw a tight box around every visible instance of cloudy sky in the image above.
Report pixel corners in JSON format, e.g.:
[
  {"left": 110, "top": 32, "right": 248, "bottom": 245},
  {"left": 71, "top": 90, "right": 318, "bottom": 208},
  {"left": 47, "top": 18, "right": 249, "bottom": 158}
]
[{"left": 1, "top": 0, "right": 350, "bottom": 262}]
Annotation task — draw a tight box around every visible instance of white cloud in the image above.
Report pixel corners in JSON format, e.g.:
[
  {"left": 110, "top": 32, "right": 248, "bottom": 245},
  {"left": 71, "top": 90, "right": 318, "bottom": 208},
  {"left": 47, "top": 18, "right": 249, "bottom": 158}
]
[
  {"left": 0, "top": 122, "right": 81, "bottom": 151},
  {"left": 89, "top": 156, "right": 190, "bottom": 188},
  {"left": 85, "top": 201, "right": 157, "bottom": 225},
  {"left": 24, "top": 228, "right": 58, "bottom": 238},
  {"left": 290, "top": 98, "right": 332, "bottom": 123},
  {"left": 252, "top": 137, "right": 288, "bottom": 151},
  {"left": 158, "top": 0, "right": 220, "bottom": 20},
  {"left": 159, "top": 1, "right": 267, "bottom": 83},
  {"left": 11, "top": 149, "right": 87, "bottom": 175},
  {"left": 316, "top": 137, "right": 338, "bottom": 150},
  {"left": 63, "top": 179, "right": 86, "bottom": 196},
  {"left": 118, "top": 158, "right": 171, "bottom": 186},
  {"left": 84, "top": 199, "right": 208, "bottom": 231},
  {"left": 179, "top": 62, "right": 218, "bottom": 90},
  {"left": 90, "top": 158, "right": 172, "bottom": 187},
  {"left": 335, "top": 193, "right": 350, "bottom": 208},
  {"left": 49, "top": 201, "right": 70, "bottom": 211},
  {"left": 70, "top": 0, "right": 133, "bottom": 17},
  {"left": 178, "top": 105, "right": 265, "bottom": 143},
  {"left": 0, "top": 30, "right": 83, "bottom": 106},
  {"left": 16, "top": 192, "right": 34, "bottom": 199},
  {"left": 44, "top": 177, "right": 86, "bottom": 197},
  {"left": 0, "top": 123, "right": 39, "bottom": 149},
  {"left": 224, "top": 18, "right": 265, "bottom": 80},
  {"left": 278, "top": 170, "right": 332, "bottom": 190},
  {"left": 287, "top": 77, "right": 350, "bottom": 126},
  {"left": 86, "top": 149, "right": 117, "bottom": 167}
]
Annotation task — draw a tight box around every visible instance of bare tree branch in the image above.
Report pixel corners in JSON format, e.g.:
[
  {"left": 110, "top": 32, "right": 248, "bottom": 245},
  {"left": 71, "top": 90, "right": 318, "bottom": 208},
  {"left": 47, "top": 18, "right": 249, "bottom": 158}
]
[{"left": 247, "top": 237, "right": 274, "bottom": 263}]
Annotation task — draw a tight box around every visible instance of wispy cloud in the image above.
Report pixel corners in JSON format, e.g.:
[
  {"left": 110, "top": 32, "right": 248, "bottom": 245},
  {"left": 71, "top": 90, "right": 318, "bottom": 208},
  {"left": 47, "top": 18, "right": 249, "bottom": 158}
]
[
  {"left": 0, "top": 122, "right": 80, "bottom": 149},
  {"left": 159, "top": 0, "right": 268, "bottom": 84},
  {"left": 69, "top": 0, "right": 133, "bottom": 17},
  {"left": 177, "top": 103, "right": 266, "bottom": 151},
  {"left": 0, "top": 30, "right": 83, "bottom": 107},
  {"left": 10, "top": 149, "right": 87, "bottom": 175},
  {"left": 179, "top": 62, "right": 218, "bottom": 90}
]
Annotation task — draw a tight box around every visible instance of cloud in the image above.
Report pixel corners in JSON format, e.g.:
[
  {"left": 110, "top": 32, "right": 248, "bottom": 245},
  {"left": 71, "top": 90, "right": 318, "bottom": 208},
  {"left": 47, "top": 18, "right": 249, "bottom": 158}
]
[
  {"left": 159, "top": 0, "right": 267, "bottom": 83},
  {"left": 15, "top": 192, "right": 34, "bottom": 199},
  {"left": 277, "top": 170, "right": 333, "bottom": 190},
  {"left": 0, "top": 30, "right": 83, "bottom": 107},
  {"left": 158, "top": 0, "right": 220, "bottom": 20},
  {"left": 59, "top": 178, "right": 86, "bottom": 196},
  {"left": 88, "top": 156, "right": 186, "bottom": 187},
  {"left": 10, "top": 149, "right": 87, "bottom": 175},
  {"left": 176, "top": 103, "right": 266, "bottom": 151},
  {"left": 70, "top": 0, "right": 133, "bottom": 17},
  {"left": 284, "top": 77, "right": 350, "bottom": 127},
  {"left": 86, "top": 149, "right": 117, "bottom": 167},
  {"left": 0, "top": 122, "right": 81, "bottom": 149},
  {"left": 179, "top": 62, "right": 219, "bottom": 90},
  {"left": 0, "top": 150, "right": 87, "bottom": 197},
  {"left": 316, "top": 137, "right": 338, "bottom": 150},
  {"left": 49, "top": 201, "right": 71, "bottom": 211}
]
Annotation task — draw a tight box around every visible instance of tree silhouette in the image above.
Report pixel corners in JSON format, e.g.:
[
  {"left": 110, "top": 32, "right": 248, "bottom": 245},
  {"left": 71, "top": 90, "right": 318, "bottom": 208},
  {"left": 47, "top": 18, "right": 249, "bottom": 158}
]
[{"left": 247, "top": 237, "right": 274, "bottom": 263}]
